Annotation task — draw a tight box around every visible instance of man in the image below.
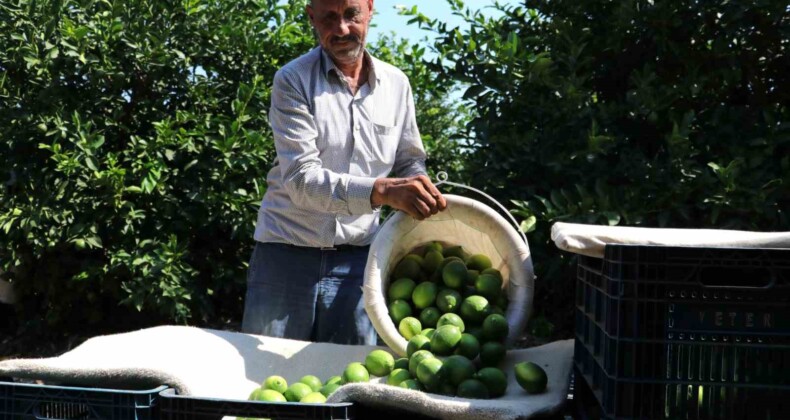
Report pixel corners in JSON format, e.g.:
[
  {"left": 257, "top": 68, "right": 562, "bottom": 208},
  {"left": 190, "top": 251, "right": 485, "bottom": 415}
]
[{"left": 241, "top": 0, "right": 447, "bottom": 345}]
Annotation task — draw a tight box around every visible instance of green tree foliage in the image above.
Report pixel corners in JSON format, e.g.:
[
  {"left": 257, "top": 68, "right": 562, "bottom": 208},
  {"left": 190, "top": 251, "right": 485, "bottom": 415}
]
[
  {"left": 0, "top": 0, "right": 466, "bottom": 339},
  {"left": 405, "top": 0, "right": 789, "bottom": 335},
  {"left": 0, "top": 0, "right": 316, "bottom": 333}
]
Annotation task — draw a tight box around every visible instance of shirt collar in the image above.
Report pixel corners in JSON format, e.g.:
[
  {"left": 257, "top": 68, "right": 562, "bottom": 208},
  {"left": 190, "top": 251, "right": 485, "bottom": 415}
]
[{"left": 319, "top": 46, "right": 379, "bottom": 90}]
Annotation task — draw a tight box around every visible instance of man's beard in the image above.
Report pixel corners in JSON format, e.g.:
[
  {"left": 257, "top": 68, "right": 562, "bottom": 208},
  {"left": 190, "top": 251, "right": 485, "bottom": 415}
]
[{"left": 327, "top": 34, "right": 364, "bottom": 64}]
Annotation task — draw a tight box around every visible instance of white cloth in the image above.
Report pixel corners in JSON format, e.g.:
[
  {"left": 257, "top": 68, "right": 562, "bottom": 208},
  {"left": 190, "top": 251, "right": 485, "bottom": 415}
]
[
  {"left": 255, "top": 46, "right": 426, "bottom": 248},
  {"left": 0, "top": 326, "right": 573, "bottom": 420},
  {"left": 551, "top": 222, "right": 790, "bottom": 258},
  {"left": 364, "top": 195, "right": 534, "bottom": 356}
]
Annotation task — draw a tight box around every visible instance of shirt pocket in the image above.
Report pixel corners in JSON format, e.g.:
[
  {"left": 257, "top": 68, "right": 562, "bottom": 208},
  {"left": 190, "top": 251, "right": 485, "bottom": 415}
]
[
  {"left": 369, "top": 122, "right": 398, "bottom": 172},
  {"left": 373, "top": 122, "right": 396, "bottom": 137}
]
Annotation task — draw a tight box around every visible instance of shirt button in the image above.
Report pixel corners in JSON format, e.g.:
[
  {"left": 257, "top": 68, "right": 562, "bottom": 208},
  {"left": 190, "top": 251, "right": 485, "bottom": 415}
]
[{"left": 354, "top": 125, "right": 360, "bottom": 131}]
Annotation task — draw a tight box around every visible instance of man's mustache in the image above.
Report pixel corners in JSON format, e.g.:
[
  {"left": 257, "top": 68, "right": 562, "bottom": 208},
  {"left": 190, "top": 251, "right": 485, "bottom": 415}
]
[{"left": 332, "top": 35, "right": 361, "bottom": 44}]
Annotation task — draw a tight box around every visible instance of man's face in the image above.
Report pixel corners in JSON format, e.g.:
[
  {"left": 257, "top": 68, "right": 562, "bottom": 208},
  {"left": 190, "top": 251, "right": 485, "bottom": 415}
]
[{"left": 307, "top": 0, "right": 374, "bottom": 66}]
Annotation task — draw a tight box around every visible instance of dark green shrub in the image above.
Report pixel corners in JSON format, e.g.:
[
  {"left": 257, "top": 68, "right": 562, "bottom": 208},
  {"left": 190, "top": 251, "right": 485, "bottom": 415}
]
[
  {"left": 0, "top": 0, "right": 315, "bottom": 334},
  {"left": 407, "top": 0, "right": 790, "bottom": 335}
]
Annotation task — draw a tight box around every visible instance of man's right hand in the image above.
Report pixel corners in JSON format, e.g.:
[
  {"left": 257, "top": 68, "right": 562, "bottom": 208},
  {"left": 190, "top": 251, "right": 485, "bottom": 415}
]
[{"left": 371, "top": 175, "right": 448, "bottom": 220}]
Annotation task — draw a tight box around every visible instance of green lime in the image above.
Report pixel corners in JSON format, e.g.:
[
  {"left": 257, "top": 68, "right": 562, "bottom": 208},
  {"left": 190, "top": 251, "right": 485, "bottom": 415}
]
[
  {"left": 482, "top": 313, "right": 509, "bottom": 342},
  {"left": 422, "top": 250, "right": 444, "bottom": 274},
  {"left": 454, "top": 333, "right": 481, "bottom": 360},
  {"left": 388, "top": 299, "right": 412, "bottom": 324},
  {"left": 465, "top": 254, "right": 492, "bottom": 271},
  {"left": 320, "top": 383, "right": 341, "bottom": 397},
  {"left": 475, "top": 367, "right": 508, "bottom": 397},
  {"left": 342, "top": 362, "right": 370, "bottom": 383},
  {"left": 475, "top": 274, "right": 502, "bottom": 301},
  {"left": 408, "top": 349, "right": 435, "bottom": 377},
  {"left": 420, "top": 328, "right": 436, "bottom": 339},
  {"left": 392, "top": 258, "right": 422, "bottom": 281},
  {"left": 460, "top": 295, "right": 490, "bottom": 325},
  {"left": 423, "top": 241, "right": 443, "bottom": 254},
  {"left": 399, "top": 379, "right": 423, "bottom": 390},
  {"left": 466, "top": 269, "right": 480, "bottom": 286},
  {"left": 388, "top": 278, "right": 416, "bottom": 302},
  {"left": 262, "top": 375, "right": 288, "bottom": 394},
  {"left": 419, "top": 307, "right": 442, "bottom": 328},
  {"left": 300, "top": 391, "right": 327, "bottom": 403},
  {"left": 412, "top": 282, "right": 439, "bottom": 309},
  {"left": 399, "top": 316, "right": 422, "bottom": 340},
  {"left": 387, "top": 368, "right": 412, "bottom": 386},
  {"left": 430, "top": 324, "right": 462, "bottom": 356},
  {"left": 457, "top": 379, "right": 490, "bottom": 399},
  {"left": 365, "top": 349, "right": 395, "bottom": 377},
  {"left": 416, "top": 357, "right": 445, "bottom": 391},
  {"left": 480, "top": 341, "right": 506, "bottom": 368},
  {"left": 299, "top": 375, "right": 323, "bottom": 392},
  {"left": 257, "top": 389, "right": 287, "bottom": 402},
  {"left": 439, "top": 382, "right": 457, "bottom": 396},
  {"left": 407, "top": 334, "right": 432, "bottom": 357},
  {"left": 442, "top": 260, "right": 467, "bottom": 289},
  {"left": 443, "top": 245, "right": 466, "bottom": 259},
  {"left": 436, "top": 312, "right": 465, "bottom": 332},
  {"left": 465, "top": 326, "right": 484, "bottom": 342},
  {"left": 283, "top": 382, "right": 313, "bottom": 402},
  {"left": 436, "top": 288, "right": 462, "bottom": 313},
  {"left": 248, "top": 387, "right": 262, "bottom": 400},
  {"left": 514, "top": 362, "right": 548, "bottom": 394},
  {"left": 325, "top": 375, "right": 342, "bottom": 386},
  {"left": 481, "top": 267, "right": 503, "bottom": 282},
  {"left": 443, "top": 355, "right": 476, "bottom": 386},
  {"left": 438, "top": 256, "right": 464, "bottom": 272},
  {"left": 394, "top": 357, "right": 409, "bottom": 370}
]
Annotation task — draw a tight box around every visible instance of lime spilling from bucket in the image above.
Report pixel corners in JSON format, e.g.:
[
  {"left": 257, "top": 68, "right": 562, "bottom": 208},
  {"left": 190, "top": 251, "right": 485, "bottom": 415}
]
[
  {"left": 388, "top": 299, "right": 412, "bottom": 324},
  {"left": 342, "top": 362, "right": 370, "bottom": 383},
  {"left": 365, "top": 349, "right": 395, "bottom": 377},
  {"left": 387, "top": 368, "right": 412, "bottom": 386},
  {"left": 388, "top": 278, "right": 416, "bottom": 302},
  {"left": 443, "top": 355, "right": 476, "bottom": 386},
  {"left": 475, "top": 367, "right": 508, "bottom": 397},
  {"left": 412, "top": 282, "right": 439, "bottom": 309},
  {"left": 514, "top": 362, "right": 548, "bottom": 394},
  {"left": 457, "top": 379, "right": 490, "bottom": 399},
  {"left": 465, "top": 254, "right": 492, "bottom": 271},
  {"left": 430, "top": 325, "right": 462, "bottom": 355},
  {"left": 407, "top": 334, "right": 432, "bottom": 357},
  {"left": 399, "top": 316, "right": 422, "bottom": 340}
]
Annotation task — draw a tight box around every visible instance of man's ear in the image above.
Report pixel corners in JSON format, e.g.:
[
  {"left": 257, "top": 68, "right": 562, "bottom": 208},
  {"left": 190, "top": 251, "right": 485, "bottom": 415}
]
[{"left": 306, "top": 4, "right": 314, "bottom": 24}]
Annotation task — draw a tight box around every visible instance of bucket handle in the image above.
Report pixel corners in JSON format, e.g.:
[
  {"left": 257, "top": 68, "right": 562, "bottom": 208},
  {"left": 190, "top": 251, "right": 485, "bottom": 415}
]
[{"left": 434, "top": 171, "right": 528, "bottom": 246}]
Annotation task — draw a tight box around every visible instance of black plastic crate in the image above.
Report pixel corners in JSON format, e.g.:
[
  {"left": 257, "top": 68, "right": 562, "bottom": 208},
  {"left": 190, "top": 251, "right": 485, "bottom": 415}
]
[
  {"left": 573, "top": 245, "right": 790, "bottom": 419},
  {"left": 158, "top": 388, "right": 355, "bottom": 420},
  {"left": 0, "top": 380, "right": 167, "bottom": 419}
]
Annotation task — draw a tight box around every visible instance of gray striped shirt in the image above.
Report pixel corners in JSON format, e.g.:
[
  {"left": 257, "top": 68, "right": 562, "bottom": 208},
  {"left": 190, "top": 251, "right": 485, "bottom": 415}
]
[{"left": 253, "top": 47, "right": 427, "bottom": 248}]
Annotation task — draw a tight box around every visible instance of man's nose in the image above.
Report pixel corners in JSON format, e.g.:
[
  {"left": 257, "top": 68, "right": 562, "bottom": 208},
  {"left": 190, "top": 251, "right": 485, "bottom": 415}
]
[{"left": 335, "top": 18, "right": 351, "bottom": 36}]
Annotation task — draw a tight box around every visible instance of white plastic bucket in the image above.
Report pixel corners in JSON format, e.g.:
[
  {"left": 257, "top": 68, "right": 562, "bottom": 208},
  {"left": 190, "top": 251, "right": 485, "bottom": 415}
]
[{"left": 363, "top": 193, "right": 535, "bottom": 357}]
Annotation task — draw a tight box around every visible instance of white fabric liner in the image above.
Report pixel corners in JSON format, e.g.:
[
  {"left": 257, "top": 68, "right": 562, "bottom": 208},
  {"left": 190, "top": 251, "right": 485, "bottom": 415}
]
[
  {"left": 364, "top": 194, "right": 536, "bottom": 356},
  {"left": 0, "top": 326, "right": 573, "bottom": 420},
  {"left": 551, "top": 222, "right": 790, "bottom": 258}
]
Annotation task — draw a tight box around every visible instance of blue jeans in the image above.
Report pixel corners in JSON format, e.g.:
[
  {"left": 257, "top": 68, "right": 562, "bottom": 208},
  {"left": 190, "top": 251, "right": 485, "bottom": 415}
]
[{"left": 241, "top": 242, "right": 377, "bottom": 345}]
